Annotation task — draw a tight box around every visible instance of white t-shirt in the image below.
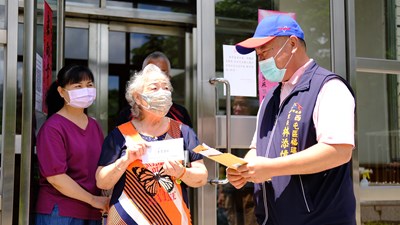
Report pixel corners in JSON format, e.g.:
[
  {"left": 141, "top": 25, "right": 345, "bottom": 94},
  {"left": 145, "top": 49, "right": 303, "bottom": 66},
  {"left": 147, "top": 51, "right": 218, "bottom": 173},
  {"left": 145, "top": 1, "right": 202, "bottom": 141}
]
[{"left": 250, "top": 60, "right": 355, "bottom": 149}]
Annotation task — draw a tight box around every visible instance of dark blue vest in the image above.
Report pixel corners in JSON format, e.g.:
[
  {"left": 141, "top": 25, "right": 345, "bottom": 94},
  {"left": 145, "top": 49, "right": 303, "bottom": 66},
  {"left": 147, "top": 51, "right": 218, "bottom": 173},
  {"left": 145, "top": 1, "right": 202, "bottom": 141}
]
[{"left": 255, "top": 62, "right": 356, "bottom": 225}]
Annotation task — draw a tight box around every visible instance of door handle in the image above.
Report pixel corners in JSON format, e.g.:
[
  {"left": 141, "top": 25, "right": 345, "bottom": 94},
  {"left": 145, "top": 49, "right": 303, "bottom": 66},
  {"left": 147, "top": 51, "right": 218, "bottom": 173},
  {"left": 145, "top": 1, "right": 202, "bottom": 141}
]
[
  {"left": 208, "top": 78, "right": 231, "bottom": 185},
  {"left": 208, "top": 178, "right": 229, "bottom": 185},
  {"left": 209, "top": 78, "right": 231, "bottom": 154}
]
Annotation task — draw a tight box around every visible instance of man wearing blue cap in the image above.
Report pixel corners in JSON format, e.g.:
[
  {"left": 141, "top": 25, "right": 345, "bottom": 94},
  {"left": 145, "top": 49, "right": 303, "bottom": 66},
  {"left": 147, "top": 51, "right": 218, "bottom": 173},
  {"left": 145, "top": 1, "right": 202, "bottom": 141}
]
[{"left": 226, "top": 14, "right": 356, "bottom": 225}]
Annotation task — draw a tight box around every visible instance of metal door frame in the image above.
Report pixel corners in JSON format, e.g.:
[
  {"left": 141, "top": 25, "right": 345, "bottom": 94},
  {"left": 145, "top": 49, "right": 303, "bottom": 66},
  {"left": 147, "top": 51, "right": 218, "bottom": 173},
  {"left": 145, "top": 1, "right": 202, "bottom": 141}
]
[
  {"left": 195, "top": 1, "right": 217, "bottom": 225},
  {"left": 1, "top": 0, "right": 18, "bottom": 224}
]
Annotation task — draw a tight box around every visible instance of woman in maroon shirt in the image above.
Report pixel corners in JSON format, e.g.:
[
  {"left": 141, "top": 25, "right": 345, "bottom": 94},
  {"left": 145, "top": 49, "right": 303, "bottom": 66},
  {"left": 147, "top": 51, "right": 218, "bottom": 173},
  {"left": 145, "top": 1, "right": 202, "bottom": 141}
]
[{"left": 35, "top": 65, "right": 108, "bottom": 225}]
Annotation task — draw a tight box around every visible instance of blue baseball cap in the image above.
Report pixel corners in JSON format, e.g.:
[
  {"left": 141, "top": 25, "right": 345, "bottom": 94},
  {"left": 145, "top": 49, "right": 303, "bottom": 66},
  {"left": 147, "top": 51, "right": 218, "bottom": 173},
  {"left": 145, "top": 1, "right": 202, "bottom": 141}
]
[{"left": 236, "top": 14, "right": 304, "bottom": 55}]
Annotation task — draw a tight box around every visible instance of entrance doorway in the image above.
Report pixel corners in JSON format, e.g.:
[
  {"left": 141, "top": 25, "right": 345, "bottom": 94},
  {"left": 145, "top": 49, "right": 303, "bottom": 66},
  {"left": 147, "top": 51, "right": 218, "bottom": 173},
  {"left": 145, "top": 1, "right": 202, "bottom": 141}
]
[
  {"left": 107, "top": 30, "right": 188, "bottom": 131},
  {"left": 63, "top": 20, "right": 192, "bottom": 134}
]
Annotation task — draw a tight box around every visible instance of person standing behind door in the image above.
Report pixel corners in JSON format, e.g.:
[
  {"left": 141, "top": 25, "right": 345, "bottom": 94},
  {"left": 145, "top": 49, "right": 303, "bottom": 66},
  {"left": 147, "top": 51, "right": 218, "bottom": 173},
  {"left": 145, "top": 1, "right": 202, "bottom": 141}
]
[
  {"left": 226, "top": 15, "right": 356, "bottom": 225},
  {"left": 116, "top": 51, "right": 193, "bottom": 128},
  {"left": 35, "top": 65, "right": 109, "bottom": 225}
]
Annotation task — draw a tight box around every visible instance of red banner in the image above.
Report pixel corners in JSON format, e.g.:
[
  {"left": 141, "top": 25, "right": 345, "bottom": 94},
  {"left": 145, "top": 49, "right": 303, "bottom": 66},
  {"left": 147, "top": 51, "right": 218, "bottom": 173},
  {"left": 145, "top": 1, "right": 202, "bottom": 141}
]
[{"left": 42, "top": 1, "right": 53, "bottom": 113}]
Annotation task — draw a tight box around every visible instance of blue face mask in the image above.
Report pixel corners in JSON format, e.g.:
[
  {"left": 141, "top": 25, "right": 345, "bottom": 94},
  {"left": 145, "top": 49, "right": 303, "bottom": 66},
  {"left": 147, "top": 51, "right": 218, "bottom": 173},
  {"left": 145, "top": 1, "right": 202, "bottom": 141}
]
[{"left": 258, "top": 38, "right": 292, "bottom": 82}]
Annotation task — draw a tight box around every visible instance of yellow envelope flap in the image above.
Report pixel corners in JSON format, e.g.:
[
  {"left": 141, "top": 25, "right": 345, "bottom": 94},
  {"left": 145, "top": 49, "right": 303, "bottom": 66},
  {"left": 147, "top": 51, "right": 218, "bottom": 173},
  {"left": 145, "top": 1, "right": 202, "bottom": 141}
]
[{"left": 193, "top": 144, "right": 247, "bottom": 169}]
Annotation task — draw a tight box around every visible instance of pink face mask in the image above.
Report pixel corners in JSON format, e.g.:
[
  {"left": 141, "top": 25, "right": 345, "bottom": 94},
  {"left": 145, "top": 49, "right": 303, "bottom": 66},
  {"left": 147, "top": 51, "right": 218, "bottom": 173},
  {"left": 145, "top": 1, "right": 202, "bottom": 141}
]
[{"left": 65, "top": 87, "right": 96, "bottom": 108}]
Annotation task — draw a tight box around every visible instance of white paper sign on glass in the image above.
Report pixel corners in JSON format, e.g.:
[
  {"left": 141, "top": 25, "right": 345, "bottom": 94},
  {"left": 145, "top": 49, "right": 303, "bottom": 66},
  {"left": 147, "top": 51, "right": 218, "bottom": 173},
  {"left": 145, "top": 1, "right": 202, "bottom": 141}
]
[
  {"left": 223, "top": 45, "right": 257, "bottom": 97},
  {"left": 141, "top": 138, "right": 185, "bottom": 164}
]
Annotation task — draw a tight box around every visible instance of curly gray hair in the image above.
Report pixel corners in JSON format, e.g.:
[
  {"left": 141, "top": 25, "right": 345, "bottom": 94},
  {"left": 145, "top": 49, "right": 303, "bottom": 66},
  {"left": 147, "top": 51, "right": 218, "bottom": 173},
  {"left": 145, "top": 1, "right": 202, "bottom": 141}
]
[{"left": 125, "top": 64, "right": 173, "bottom": 120}]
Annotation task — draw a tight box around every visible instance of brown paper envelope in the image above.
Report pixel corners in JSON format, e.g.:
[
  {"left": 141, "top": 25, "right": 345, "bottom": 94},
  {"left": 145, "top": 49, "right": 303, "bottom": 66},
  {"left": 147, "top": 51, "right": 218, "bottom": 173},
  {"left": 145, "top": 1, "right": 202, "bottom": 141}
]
[
  {"left": 193, "top": 144, "right": 247, "bottom": 169},
  {"left": 208, "top": 153, "right": 248, "bottom": 169}
]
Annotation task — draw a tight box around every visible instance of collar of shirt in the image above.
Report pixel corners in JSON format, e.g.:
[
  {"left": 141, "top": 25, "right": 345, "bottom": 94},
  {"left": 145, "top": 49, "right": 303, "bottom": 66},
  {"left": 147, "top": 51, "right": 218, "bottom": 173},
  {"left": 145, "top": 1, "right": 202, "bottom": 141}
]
[{"left": 280, "top": 59, "right": 314, "bottom": 105}]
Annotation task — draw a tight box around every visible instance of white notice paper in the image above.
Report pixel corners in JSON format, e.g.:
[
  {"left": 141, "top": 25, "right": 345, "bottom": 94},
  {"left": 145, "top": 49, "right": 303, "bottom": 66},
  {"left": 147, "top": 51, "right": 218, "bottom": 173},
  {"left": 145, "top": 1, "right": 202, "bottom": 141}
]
[
  {"left": 223, "top": 45, "right": 257, "bottom": 97},
  {"left": 141, "top": 138, "right": 184, "bottom": 164}
]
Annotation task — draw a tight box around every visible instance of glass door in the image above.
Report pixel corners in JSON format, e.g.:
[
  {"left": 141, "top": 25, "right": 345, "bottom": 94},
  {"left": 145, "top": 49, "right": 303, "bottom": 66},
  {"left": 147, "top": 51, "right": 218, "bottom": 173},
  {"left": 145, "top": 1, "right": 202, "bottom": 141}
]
[
  {"left": 201, "top": 1, "right": 333, "bottom": 224},
  {"left": 107, "top": 28, "right": 188, "bottom": 132}
]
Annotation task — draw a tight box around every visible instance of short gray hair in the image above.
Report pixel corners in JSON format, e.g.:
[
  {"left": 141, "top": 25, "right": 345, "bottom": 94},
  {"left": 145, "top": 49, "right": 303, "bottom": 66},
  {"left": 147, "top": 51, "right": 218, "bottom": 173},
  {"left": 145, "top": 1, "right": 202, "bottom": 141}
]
[
  {"left": 142, "top": 51, "right": 171, "bottom": 74},
  {"left": 125, "top": 64, "right": 172, "bottom": 120}
]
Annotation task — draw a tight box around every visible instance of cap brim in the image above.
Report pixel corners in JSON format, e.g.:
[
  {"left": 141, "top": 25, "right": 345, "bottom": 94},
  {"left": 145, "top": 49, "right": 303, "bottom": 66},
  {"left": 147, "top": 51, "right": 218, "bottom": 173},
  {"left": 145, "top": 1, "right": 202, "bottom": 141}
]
[{"left": 235, "top": 37, "right": 275, "bottom": 55}]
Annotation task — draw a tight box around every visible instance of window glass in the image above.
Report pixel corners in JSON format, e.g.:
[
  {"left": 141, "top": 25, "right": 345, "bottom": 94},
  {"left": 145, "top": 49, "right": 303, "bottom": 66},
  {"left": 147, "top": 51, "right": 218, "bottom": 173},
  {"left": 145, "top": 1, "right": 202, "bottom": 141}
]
[
  {"left": 217, "top": 148, "right": 256, "bottom": 225},
  {"left": 231, "top": 96, "right": 258, "bottom": 116},
  {"left": 355, "top": 0, "right": 389, "bottom": 59},
  {"left": 0, "top": 1, "right": 5, "bottom": 29},
  {"left": 65, "top": 27, "right": 89, "bottom": 60},
  {"left": 108, "top": 75, "right": 120, "bottom": 130},
  {"left": 16, "top": 23, "right": 25, "bottom": 135},
  {"left": 216, "top": 0, "right": 331, "bottom": 71},
  {"left": 107, "top": 1, "right": 132, "bottom": 7},
  {"left": 37, "top": 25, "right": 44, "bottom": 56},
  {"left": 107, "top": 32, "right": 186, "bottom": 131},
  {"left": 215, "top": 2, "right": 266, "bottom": 116},
  {"left": 0, "top": 45, "right": 4, "bottom": 134},
  {"left": 276, "top": 1, "right": 331, "bottom": 70},
  {"left": 109, "top": 31, "right": 126, "bottom": 64},
  {"left": 17, "top": 24, "right": 23, "bottom": 56},
  {"left": 138, "top": 4, "right": 171, "bottom": 12},
  {"left": 106, "top": 0, "right": 195, "bottom": 14},
  {"left": 355, "top": 0, "right": 400, "bottom": 187},
  {"left": 215, "top": 1, "right": 331, "bottom": 116},
  {"left": 214, "top": 2, "right": 274, "bottom": 223},
  {"left": 66, "top": 0, "right": 99, "bottom": 6},
  {"left": 17, "top": 62, "right": 22, "bottom": 134},
  {"left": 356, "top": 72, "right": 400, "bottom": 186}
]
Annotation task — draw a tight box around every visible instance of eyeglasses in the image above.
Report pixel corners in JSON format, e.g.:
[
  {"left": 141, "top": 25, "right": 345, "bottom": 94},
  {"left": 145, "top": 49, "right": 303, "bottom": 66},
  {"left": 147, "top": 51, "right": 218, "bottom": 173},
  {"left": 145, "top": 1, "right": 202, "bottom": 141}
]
[{"left": 256, "top": 47, "right": 274, "bottom": 60}]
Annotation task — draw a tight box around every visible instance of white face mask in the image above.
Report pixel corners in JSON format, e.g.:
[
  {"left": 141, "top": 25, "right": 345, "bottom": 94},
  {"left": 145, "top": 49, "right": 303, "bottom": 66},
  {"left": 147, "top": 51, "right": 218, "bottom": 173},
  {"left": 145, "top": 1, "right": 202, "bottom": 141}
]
[
  {"left": 65, "top": 87, "right": 96, "bottom": 108},
  {"left": 140, "top": 89, "right": 172, "bottom": 117}
]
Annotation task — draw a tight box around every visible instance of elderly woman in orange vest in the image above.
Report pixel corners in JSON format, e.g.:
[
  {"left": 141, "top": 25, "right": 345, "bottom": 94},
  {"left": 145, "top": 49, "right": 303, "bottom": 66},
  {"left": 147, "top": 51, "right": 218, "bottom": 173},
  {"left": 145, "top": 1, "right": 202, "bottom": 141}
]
[{"left": 96, "top": 64, "right": 208, "bottom": 225}]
